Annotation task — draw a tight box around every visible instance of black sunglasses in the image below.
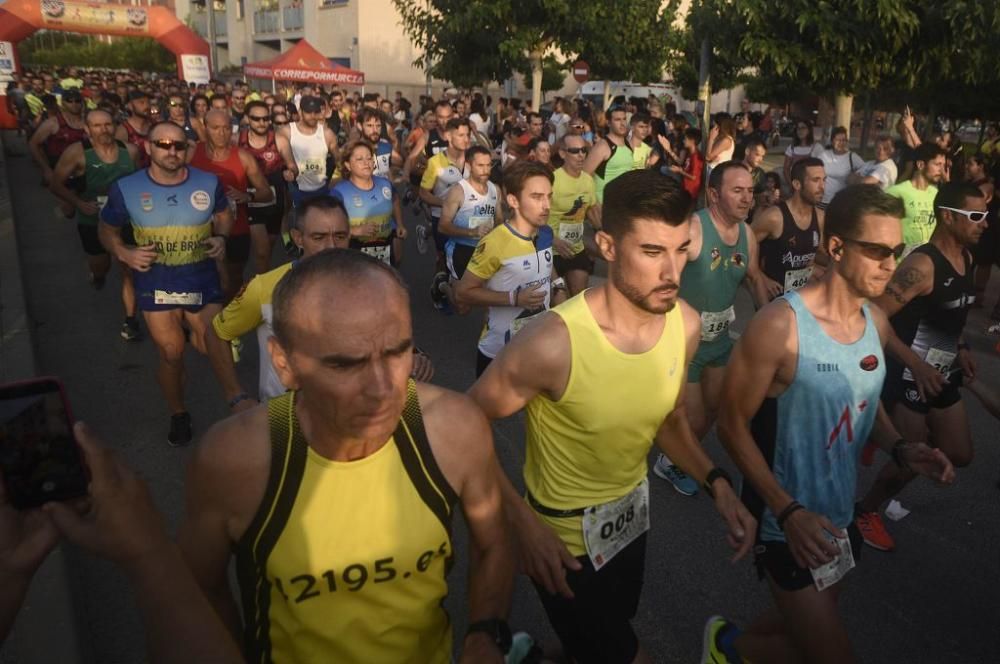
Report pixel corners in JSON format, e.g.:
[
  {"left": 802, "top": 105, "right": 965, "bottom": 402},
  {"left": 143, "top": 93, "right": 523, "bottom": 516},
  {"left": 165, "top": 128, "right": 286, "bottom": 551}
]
[
  {"left": 273, "top": 119, "right": 289, "bottom": 126},
  {"left": 564, "top": 147, "right": 588, "bottom": 155},
  {"left": 841, "top": 237, "right": 905, "bottom": 261},
  {"left": 248, "top": 115, "right": 270, "bottom": 122},
  {"left": 152, "top": 139, "right": 187, "bottom": 152}
]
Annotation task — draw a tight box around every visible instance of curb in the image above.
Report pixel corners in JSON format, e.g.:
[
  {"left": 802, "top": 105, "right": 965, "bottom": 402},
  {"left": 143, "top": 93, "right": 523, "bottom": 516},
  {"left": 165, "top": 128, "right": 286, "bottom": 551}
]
[{"left": 0, "top": 131, "right": 85, "bottom": 664}]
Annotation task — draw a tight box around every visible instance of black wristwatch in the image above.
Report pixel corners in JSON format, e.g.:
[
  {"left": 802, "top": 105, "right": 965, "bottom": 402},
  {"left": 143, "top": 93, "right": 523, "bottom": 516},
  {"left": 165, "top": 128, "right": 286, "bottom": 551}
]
[
  {"left": 703, "top": 467, "right": 734, "bottom": 498},
  {"left": 466, "top": 618, "right": 512, "bottom": 655}
]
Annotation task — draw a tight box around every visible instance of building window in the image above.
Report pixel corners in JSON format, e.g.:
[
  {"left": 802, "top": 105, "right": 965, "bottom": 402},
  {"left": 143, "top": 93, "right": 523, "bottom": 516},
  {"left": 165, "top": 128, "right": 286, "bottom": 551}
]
[{"left": 319, "top": 0, "right": 348, "bottom": 8}]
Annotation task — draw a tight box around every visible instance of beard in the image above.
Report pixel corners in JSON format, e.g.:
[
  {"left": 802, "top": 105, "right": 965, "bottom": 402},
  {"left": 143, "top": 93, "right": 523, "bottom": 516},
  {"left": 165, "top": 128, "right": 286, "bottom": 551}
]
[{"left": 611, "top": 268, "right": 678, "bottom": 315}]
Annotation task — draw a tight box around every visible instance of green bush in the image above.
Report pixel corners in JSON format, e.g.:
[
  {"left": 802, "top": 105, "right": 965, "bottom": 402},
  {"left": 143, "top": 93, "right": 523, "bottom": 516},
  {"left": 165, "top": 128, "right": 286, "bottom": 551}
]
[{"left": 19, "top": 33, "right": 176, "bottom": 72}]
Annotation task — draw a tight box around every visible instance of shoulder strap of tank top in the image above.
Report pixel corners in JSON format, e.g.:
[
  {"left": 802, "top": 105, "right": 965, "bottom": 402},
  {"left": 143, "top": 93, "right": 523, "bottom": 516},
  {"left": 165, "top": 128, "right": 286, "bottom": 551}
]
[
  {"left": 237, "top": 127, "right": 249, "bottom": 148},
  {"left": 392, "top": 379, "right": 459, "bottom": 539},
  {"left": 777, "top": 201, "right": 793, "bottom": 237},
  {"left": 235, "top": 391, "right": 309, "bottom": 664}
]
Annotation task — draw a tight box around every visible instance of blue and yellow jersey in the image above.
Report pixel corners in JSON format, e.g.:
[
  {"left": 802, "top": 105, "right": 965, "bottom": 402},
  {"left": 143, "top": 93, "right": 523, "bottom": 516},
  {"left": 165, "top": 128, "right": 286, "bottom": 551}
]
[
  {"left": 420, "top": 152, "right": 465, "bottom": 218},
  {"left": 331, "top": 176, "right": 396, "bottom": 242},
  {"left": 102, "top": 167, "right": 227, "bottom": 308},
  {"left": 373, "top": 139, "right": 394, "bottom": 179},
  {"left": 467, "top": 223, "right": 554, "bottom": 358}
]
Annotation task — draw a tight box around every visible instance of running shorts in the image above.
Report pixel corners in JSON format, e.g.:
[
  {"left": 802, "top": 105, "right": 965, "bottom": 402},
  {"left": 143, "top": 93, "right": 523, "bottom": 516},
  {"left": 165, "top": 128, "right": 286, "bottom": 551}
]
[
  {"left": 553, "top": 250, "right": 595, "bottom": 277},
  {"left": 754, "top": 523, "right": 862, "bottom": 592},
  {"left": 76, "top": 224, "right": 107, "bottom": 257},
  {"left": 688, "top": 338, "right": 733, "bottom": 383},
  {"left": 882, "top": 372, "right": 963, "bottom": 415}
]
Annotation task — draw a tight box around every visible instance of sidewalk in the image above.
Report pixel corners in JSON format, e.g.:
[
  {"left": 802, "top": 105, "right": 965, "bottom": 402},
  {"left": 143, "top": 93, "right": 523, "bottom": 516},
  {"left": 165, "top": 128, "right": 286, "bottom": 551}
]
[{"left": 0, "top": 131, "right": 84, "bottom": 664}]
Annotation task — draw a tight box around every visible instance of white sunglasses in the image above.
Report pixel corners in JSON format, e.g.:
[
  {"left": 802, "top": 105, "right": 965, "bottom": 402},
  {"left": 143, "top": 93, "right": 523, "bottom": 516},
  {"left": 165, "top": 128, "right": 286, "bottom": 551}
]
[{"left": 937, "top": 206, "right": 988, "bottom": 223}]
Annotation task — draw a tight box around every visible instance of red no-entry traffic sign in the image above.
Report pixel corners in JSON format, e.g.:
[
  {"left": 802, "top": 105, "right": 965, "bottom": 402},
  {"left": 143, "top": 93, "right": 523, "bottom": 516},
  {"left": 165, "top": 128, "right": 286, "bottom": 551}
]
[{"left": 572, "top": 60, "right": 590, "bottom": 83}]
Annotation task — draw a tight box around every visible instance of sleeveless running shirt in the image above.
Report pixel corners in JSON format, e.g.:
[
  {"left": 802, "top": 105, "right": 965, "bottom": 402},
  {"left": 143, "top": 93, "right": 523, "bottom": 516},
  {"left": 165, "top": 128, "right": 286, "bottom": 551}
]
[
  {"left": 467, "top": 223, "right": 554, "bottom": 358},
  {"left": 239, "top": 128, "right": 285, "bottom": 175},
  {"left": 679, "top": 209, "right": 749, "bottom": 346},
  {"left": 331, "top": 176, "right": 396, "bottom": 264},
  {"left": 745, "top": 290, "right": 884, "bottom": 542},
  {"left": 890, "top": 244, "right": 975, "bottom": 383},
  {"left": 190, "top": 143, "right": 250, "bottom": 236},
  {"left": 122, "top": 119, "right": 150, "bottom": 168},
  {"left": 525, "top": 292, "right": 686, "bottom": 555},
  {"left": 423, "top": 128, "right": 448, "bottom": 159},
  {"left": 759, "top": 201, "right": 820, "bottom": 294},
  {"left": 235, "top": 382, "right": 457, "bottom": 664},
  {"left": 44, "top": 111, "right": 86, "bottom": 165},
  {"left": 420, "top": 151, "right": 465, "bottom": 219},
  {"left": 593, "top": 137, "right": 634, "bottom": 202},
  {"left": 290, "top": 122, "right": 328, "bottom": 192},
  {"left": 78, "top": 143, "right": 135, "bottom": 227},
  {"left": 448, "top": 179, "right": 498, "bottom": 248},
  {"left": 549, "top": 167, "right": 597, "bottom": 256},
  {"left": 373, "top": 138, "right": 394, "bottom": 179}
]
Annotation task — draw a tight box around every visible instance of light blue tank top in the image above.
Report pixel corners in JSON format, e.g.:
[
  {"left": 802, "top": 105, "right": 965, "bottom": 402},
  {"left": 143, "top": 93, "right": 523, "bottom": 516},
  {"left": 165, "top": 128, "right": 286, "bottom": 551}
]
[{"left": 751, "top": 290, "right": 885, "bottom": 541}]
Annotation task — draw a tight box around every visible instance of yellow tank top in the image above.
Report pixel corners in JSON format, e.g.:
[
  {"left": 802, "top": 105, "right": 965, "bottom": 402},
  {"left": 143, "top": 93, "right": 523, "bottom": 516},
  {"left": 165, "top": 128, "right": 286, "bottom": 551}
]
[
  {"left": 236, "top": 381, "right": 458, "bottom": 663},
  {"left": 524, "top": 292, "right": 686, "bottom": 555}
]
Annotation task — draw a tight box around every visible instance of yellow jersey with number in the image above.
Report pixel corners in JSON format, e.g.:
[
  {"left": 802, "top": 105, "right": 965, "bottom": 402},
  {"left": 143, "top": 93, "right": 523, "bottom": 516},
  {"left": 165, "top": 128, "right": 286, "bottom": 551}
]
[
  {"left": 548, "top": 167, "right": 597, "bottom": 256},
  {"left": 235, "top": 383, "right": 457, "bottom": 663},
  {"left": 524, "top": 291, "right": 686, "bottom": 555}
]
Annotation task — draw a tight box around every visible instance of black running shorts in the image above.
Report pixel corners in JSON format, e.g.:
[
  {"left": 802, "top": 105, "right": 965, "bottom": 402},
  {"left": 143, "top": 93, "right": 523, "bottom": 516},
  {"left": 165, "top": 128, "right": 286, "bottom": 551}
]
[
  {"left": 532, "top": 533, "right": 646, "bottom": 664},
  {"left": 553, "top": 250, "right": 595, "bottom": 277},
  {"left": 76, "top": 224, "right": 107, "bottom": 257}
]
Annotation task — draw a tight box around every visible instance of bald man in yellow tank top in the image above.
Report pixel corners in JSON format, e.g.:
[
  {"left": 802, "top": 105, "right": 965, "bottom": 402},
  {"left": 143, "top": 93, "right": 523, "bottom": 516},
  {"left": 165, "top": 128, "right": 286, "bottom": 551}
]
[
  {"left": 177, "top": 250, "right": 513, "bottom": 663},
  {"left": 470, "top": 170, "right": 756, "bottom": 664}
]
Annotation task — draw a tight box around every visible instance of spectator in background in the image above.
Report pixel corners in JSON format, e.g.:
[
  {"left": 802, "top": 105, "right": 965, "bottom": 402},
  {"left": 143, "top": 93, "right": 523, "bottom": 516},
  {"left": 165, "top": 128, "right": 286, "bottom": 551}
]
[
  {"left": 528, "top": 137, "right": 552, "bottom": 168},
  {"left": 783, "top": 118, "right": 822, "bottom": 187},
  {"left": 548, "top": 97, "right": 570, "bottom": 145},
  {"left": 733, "top": 112, "right": 759, "bottom": 161},
  {"left": 705, "top": 113, "right": 736, "bottom": 175},
  {"left": 849, "top": 135, "right": 898, "bottom": 191},
  {"left": 468, "top": 95, "right": 490, "bottom": 136},
  {"left": 818, "top": 125, "right": 863, "bottom": 208},
  {"left": 671, "top": 127, "right": 704, "bottom": 200}
]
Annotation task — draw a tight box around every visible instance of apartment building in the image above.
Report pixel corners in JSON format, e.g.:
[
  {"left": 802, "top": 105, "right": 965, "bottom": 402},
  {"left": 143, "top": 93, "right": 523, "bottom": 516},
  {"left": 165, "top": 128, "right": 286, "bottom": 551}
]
[{"left": 186, "top": 0, "right": 435, "bottom": 96}]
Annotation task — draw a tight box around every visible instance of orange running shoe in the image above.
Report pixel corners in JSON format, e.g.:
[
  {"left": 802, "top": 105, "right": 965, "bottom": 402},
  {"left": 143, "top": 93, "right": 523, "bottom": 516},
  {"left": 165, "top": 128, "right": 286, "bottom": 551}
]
[{"left": 855, "top": 510, "right": 895, "bottom": 551}]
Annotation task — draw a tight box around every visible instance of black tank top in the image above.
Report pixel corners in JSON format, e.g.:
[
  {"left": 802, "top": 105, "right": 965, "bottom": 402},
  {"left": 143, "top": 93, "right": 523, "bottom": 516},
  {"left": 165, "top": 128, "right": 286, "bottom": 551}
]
[
  {"left": 889, "top": 244, "right": 974, "bottom": 381},
  {"left": 424, "top": 129, "right": 448, "bottom": 158},
  {"left": 759, "top": 201, "right": 820, "bottom": 293}
]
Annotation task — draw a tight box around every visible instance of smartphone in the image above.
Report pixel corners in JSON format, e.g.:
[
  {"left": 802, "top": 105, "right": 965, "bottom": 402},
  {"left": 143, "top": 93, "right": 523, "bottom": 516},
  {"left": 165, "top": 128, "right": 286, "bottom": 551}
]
[{"left": 0, "top": 378, "right": 89, "bottom": 510}]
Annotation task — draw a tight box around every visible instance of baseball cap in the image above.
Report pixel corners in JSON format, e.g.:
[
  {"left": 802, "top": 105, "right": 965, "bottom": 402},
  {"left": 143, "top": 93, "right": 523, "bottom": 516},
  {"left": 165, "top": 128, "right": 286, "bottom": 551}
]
[
  {"left": 127, "top": 90, "right": 150, "bottom": 102},
  {"left": 299, "top": 95, "right": 323, "bottom": 113}
]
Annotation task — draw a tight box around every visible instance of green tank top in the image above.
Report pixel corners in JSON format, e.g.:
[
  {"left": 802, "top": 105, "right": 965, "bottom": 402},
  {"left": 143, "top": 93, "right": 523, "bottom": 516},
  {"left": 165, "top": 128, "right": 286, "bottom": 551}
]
[
  {"left": 80, "top": 142, "right": 136, "bottom": 226},
  {"left": 679, "top": 209, "right": 749, "bottom": 346},
  {"left": 593, "top": 137, "right": 635, "bottom": 202}
]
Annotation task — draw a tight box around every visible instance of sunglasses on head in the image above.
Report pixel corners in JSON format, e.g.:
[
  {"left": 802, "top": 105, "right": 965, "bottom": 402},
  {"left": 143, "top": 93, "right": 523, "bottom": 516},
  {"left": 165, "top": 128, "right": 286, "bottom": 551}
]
[
  {"left": 938, "top": 206, "right": 989, "bottom": 223},
  {"left": 152, "top": 139, "right": 187, "bottom": 152},
  {"left": 564, "top": 147, "right": 588, "bottom": 155},
  {"left": 841, "top": 237, "right": 905, "bottom": 261}
]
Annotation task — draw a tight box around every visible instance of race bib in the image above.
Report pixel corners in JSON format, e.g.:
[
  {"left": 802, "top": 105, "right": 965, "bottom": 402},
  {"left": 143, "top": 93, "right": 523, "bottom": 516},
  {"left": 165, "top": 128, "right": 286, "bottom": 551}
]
[
  {"left": 558, "top": 222, "right": 584, "bottom": 244},
  {"left": 700, "top": 306, "right": 736, "bottom": 342},
  {"left": 302, "top": 159, "right": 324, "bottom": 173},
  {"left": 96, "top": 195, "right": 108, "bottom": 211},
  {"left": 510, "top": 310, "right": 544, "bottom": 337},
  {"left": 468, "top": 215, "right": 492, "bottom": 230},
  {"left": 783, "top": 266, "right": 812, "bottom": 293},
  {"left": 153, "top": 290, "right": 203, "bottom": 306},
  {"left": 247, "top": 185, "right": 277, "bottom": 209},
  {"left": 361, "top": 243, "right": 392, "bottom": 265},
  {"left": 582, "top": 480, "right": 650, "bottom": 571},
  {"left": 924, "top": 347, "right": 957, "bottom": 377},
  {"left": 810, "top": 533, "right": 855, "bottom": 592}
]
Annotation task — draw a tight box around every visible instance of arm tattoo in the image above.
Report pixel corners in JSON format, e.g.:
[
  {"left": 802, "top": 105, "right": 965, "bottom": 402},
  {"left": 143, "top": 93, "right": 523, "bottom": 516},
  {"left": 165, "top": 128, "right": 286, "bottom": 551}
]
[
  {"left": 892, "top": 265, "right": 924, "bottom": 291},
  {"left": 884, "top": 284, "right": 907, "bottom": 304}
]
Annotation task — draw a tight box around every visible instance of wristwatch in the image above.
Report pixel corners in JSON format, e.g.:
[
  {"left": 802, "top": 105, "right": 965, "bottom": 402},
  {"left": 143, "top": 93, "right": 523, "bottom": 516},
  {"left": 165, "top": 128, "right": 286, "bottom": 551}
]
[
  {"left": 702, "top": 467, "right": 733, "bottom": 498},
  {"left": 466, "top": 618, "right": 512, "bottom": 655}
]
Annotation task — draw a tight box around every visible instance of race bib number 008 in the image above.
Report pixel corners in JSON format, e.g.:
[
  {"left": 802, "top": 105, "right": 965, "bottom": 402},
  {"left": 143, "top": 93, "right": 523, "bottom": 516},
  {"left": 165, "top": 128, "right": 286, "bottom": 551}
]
[
  {"left": 700, "top": 306, "right": 736, "bottom": 342},
  {"left": 582, "top": 479, "right": 650, "bottom": 571}
]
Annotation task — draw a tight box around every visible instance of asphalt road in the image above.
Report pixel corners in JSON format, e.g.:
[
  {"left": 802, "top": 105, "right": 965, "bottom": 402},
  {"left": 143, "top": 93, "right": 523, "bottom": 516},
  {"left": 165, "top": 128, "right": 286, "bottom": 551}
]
[{"left": 5, "top": 134, "right": 1000, "bottom": 663}]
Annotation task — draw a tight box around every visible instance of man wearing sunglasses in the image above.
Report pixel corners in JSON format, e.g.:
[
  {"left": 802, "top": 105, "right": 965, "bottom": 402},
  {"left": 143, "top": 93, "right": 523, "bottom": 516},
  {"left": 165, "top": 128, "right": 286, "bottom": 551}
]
[
  {"left": 98, "top": 121, "right": 235, "bottom": 447},
  {"left": 238, "top": 100, "right": 297, "bottom": 274},
  {"left": 712, "top": 184, "right": 954, "bottom": 664},
  {"left": 855, "top": 181, "right": 986, "bottom": 553},
  {"left": 548, "top": 134, "right": 600, "bottom": 297}
]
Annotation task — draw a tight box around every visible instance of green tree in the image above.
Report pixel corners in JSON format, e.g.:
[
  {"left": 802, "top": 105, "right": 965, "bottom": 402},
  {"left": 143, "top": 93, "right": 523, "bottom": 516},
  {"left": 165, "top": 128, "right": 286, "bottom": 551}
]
[
  {"left": 393, "top": 0, "right": 678, "bottom": 109},
  {"left": 520, "top": 55, "right": 565, "bottom": 99},
  {"left": 19, "top": 33, "right": 175, "bottom": 72}
]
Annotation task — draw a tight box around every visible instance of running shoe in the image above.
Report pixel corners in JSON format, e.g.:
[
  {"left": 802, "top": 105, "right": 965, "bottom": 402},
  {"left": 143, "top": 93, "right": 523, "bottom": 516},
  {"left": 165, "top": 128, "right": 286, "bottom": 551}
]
[
  {"left": 120, "top": 317, "right": 141, "bottom": 342},
  {"left": 430, "top": 271, "right": 449, "bottom": 308},
  {"left": 231, "top": 337, "right": 244, "bottom": 364},
  {"left": 506, "top": 631, "right": 545, "bottom": 664},
  {"left": 653, "top": 454, "right": 699, "bottom": 496},
  {"left": 855, "top": 509, "right": 895, "bottom": 551},
  {"left": 89, "top": 273, "right": 106, "bottom": 290},
  {"left": 987, "top": 320, "right": 1000, "bottom": 336},
  {"left": 416, "top": 224, "right": 429, "bottom": 255},
  {"left": 167, "top": 412, "right": 193, "bottom": 447},
  {"left": 700, "top": 615, "right": 745, "bottom": 664}
]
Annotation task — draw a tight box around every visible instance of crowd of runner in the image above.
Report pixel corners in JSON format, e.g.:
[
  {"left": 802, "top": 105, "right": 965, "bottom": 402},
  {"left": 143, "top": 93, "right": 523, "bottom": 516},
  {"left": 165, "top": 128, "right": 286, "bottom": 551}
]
[{"left": 3, "top": 65, "right": 1000, "bottom": 664}]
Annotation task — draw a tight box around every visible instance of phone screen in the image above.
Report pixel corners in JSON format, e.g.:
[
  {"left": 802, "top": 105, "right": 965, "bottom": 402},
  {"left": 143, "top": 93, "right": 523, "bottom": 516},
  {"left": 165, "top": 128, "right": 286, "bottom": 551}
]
[{"left": 0, "top": 379, "right": 89, "bottom": 509}]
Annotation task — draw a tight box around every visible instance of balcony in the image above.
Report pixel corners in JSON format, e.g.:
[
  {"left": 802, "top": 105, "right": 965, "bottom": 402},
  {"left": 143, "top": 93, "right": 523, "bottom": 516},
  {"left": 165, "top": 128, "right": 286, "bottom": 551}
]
[
  {"left": 282, "top": 6, "right": 304, "bottom": 31},
  {"left": 253, "top": 10, "right": 279, "bottom": 34},
  {"left": 191, "top": 11, "right": 227, "bottom": 39}
]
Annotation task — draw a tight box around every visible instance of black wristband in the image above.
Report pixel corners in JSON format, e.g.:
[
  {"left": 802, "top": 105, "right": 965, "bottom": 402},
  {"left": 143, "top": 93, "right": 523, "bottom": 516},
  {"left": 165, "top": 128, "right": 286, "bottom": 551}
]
[
  {"left": 776, "top": 500, "right": 804, "bottom": 530},
  {"left": 703, "top": 467, "right": 733, "bottom": 498},
  {"left": 891, "top": 438, "right": 910, "bottom": 470}
]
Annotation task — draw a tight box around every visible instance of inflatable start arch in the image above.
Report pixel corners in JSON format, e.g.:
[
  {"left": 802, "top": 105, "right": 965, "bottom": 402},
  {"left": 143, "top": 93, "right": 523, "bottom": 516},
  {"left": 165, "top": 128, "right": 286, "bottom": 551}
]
[{"left": 0, "top": 0, "right": 211, "bottom": 83}]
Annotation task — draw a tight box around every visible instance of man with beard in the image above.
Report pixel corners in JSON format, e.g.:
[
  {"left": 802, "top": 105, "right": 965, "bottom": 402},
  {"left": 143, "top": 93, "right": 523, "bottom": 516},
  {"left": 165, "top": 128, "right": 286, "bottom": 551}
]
[
  {"left": 50, "top": 109, "right": 142, "bottom": 340},
  {"left": 582, "top": 106, "right": 633, "bottom": 203},
  {"left": 358, "top": 107, "right": 403, "bottom": 179},
  {"left": 28, "top": 87, "right": 87, "bottom": 217},
  {"left": 190, "top": 110, "right": 273, "bottom": 300},
  {"left": 99, "top": 121, "right": 234, "bottom": 446},
  {"left": 237, "top": 100, "right": 297, "bottom": 274},
  {"left": 278, "top": 95, "right": 338, "bottom": 208},
  {"left": 887, "top": 143, "right": 947, "bottom": 259},
  {"left": 654, "top": 161, "right": 769, "bottom": 495},
  {"left": 468, "top": 169, "right": 754, "bottom": 664},
  {"left": 116, "top": 90, "right": 154, "bottom": 167},
  {"left": 753, "top": 157, "right": 826, "bottom": 300}
]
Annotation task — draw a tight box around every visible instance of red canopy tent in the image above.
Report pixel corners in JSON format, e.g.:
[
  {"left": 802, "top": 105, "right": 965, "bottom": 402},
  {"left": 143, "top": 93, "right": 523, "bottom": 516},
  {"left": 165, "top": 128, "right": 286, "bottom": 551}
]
[{"left": 244, "top": 39, "right": 364, "bottom": 87}]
